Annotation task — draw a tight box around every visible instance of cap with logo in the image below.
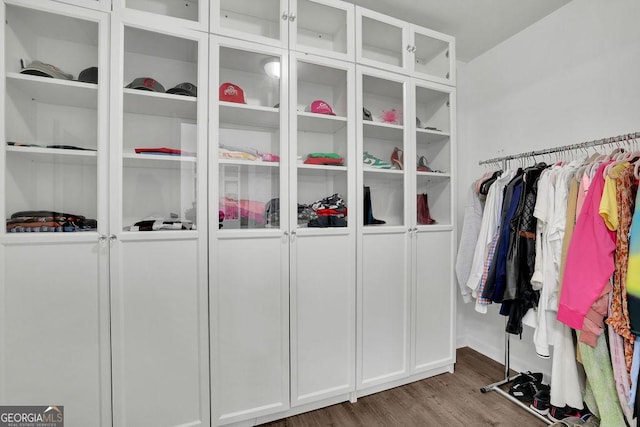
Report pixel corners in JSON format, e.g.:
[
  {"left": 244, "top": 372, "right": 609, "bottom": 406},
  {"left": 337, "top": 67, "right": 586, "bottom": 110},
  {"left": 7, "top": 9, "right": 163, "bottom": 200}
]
[
  {"left": 167, "top": 82, "right": 197, "bottom": 97},
  {"left": 126, "top": 77, "right": 166, "bottom": 93},
  {"left": 78, "top": 67, "right": 98, "bottom": 84},
  {"left": 306, "top": 100, "right": 336, "bottom": 116},
  {"left": 20, "top": 60, "right": 73, "bottom": 80},
  {"left": 219, "top": 82, "right": 246, "bottom": 104},
  {"left": 363, "top": 107, "right": 373, "bottom": 121}
]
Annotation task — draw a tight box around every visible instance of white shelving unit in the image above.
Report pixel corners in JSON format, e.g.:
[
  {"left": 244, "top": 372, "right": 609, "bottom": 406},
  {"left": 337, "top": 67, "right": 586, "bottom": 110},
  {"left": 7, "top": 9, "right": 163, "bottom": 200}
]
[{"left": 1, "top": 1, "right": 456, "bottom": 426}]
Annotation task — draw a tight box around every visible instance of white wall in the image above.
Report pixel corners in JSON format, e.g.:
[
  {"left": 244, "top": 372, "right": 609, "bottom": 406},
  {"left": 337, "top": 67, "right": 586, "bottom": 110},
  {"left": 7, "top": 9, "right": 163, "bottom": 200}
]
[{"left": 456, "top": 0, "right": 640, "bottom": 377}]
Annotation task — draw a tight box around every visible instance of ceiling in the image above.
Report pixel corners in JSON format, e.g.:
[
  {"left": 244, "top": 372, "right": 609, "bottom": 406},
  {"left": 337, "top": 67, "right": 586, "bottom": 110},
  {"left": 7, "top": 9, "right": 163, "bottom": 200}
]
[{"left": 344, "top": 0, "right": 571, "bottom": 62}]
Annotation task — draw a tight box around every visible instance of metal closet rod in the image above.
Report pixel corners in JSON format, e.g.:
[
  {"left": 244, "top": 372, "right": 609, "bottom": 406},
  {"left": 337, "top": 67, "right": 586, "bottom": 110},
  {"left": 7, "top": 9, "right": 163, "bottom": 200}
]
[{"left": 478, "top": 132, "right": 640, "bottom": 166}]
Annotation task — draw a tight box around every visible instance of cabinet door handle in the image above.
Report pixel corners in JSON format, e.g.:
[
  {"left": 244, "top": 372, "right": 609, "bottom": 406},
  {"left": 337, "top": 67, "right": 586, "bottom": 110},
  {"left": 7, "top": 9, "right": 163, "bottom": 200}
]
[
  {"left": 98, "top": 234, "right": 108, "bottom": 242},
  {"left": 282, "top": 12, "right": 289, "bottom": 21},
  {"left": 290, "top": 230, "right": 297, "bottom": 241},
  {"left": 109, "top": 234, "right": 117, "bottom": 241},
  {"left": 288, "top": 13, "right": 296, "bottom": 22},
  {"left": 406, "top": 44, "right": 413, "bottom": 52},
  {"left": 412, "top": 46, "right": 417, "bottom": 53}
]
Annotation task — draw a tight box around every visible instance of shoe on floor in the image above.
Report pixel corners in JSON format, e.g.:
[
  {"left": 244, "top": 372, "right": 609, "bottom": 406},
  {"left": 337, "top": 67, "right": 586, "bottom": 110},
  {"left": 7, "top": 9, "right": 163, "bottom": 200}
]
[
  {"left": 548, "top": 404, "right": 592, "bottom": 423},
  {"left": 509, "top": 379, "right": 549, "bottom": 402},
  {"left": 530, "top": 388, "right": 550, "bottom": 415}
]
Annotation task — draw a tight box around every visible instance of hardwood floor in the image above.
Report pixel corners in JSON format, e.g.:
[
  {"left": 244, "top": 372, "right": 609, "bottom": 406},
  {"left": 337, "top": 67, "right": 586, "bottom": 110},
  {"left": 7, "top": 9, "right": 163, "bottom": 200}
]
[{"left": 263, "top": 347, "right": 546, "bottom": 426}]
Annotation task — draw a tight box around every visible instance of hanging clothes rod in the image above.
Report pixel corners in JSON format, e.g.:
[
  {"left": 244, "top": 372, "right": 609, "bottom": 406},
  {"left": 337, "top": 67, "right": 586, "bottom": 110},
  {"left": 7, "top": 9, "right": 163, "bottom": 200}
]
[{"left": 478, "top": 132, "right": 640, "bottom": 166}]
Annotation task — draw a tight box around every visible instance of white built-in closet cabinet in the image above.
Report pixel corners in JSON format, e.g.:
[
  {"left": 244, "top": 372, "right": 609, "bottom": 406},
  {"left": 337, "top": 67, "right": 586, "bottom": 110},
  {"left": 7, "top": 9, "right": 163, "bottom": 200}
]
[{"left": 0, "top": 0, "right": 456, "bottom": 426}]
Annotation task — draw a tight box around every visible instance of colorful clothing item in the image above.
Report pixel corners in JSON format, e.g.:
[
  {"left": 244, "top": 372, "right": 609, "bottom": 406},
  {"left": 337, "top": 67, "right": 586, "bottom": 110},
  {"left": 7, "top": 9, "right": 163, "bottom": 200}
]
[
  {"left": 627, "top": 174, "right": 640, "bottom": 335},
  {"left": 558, "top": 162, "right": 616, "bottom": 330},
  {"left": 606, "top": 163, "right": 636, "bottom": 375},
  {"left": 577, "top": 331, "right": 626, "bottom": 427}
]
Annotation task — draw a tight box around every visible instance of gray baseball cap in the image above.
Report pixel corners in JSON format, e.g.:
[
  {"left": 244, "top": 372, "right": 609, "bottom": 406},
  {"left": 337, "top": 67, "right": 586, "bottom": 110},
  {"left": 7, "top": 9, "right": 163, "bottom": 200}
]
[
  {"left": 125, "top": 77, "right": 166, "bottom": 93},
  {"left": 20, "top": 60, "right": 73, "bottom": 80}
]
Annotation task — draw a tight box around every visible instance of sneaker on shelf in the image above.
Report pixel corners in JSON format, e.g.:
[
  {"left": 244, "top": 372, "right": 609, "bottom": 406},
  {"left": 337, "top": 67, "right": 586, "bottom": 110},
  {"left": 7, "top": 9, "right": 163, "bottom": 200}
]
[
  {"left": 530, "top": 388, "right": 551, "bottom": 415},
  {"left": 363, "top": 152, "right": 392, "bottom": 169},
  {"left": 548, "top": 404, "right": 592, "bottom": 423}
]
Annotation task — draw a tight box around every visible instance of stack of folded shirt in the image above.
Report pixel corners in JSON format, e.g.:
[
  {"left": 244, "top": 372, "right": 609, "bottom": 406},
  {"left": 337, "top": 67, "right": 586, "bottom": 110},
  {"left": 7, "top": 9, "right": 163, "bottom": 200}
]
[
  {"left": 308, "top": 193, "right": 347, "bottom": 227},
  {"left": 130, "top": 217, "right": 193, "bottom": 231},
  {"left": 303, "top": 152, "right": 344, "bottom": 166},
  {"left": 135, "top": 147, "right": 194, "bottom": 156},
  {"left": 6, "top": 210, "right": 97, "bottom": 232}
]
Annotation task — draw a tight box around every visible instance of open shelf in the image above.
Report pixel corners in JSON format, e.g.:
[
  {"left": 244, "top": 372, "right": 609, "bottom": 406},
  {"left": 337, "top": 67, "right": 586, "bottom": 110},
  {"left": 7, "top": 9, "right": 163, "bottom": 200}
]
[
  {"left": 6, "top": 72, "right": 97, "bottom": 109},
  {"left": 6, "top": 145, "right": 97, "bottom": 165},
  {"left": 298, "top": 164, "right": 347, "bottom": 175},
  {"left": 123, "top": 88, "right": 196, "bottom": 119},
  {"left": 298, "top": 112, "right": 347, "bottom": 133},
  {"left": 417, "top": 128, "right": 450, "bottom": 144},
  {"left": 219, "top": 102, "right": 280, "bottom": 129},
  {"left": 218, "top": 158, "right": 279, "bottom": 168},
  {"left": 123, "top": 152, "right": 196, "bottom": 169},
  {"left": 363, "top": 121, "right": 403, "bottom": 140}
]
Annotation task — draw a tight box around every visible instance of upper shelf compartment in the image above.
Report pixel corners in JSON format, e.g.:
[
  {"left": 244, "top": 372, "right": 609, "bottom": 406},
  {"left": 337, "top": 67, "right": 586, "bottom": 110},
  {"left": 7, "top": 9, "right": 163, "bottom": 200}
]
[
  {"left": 215, "top": 0, "right": 282, "bottom": 46},
  {"left": 293, "top": 0, "right": 354, "bottom": 61},
  {"left": 123, "top": 25, "right": 199, "bottom": 99},
  {"left": 6, "top": 73, "right": 98, "bottom": 109},
  {"left": 113, "top": 0, "right": 207, "bottom": 30},
  {"left": 123, "top": 88, "right": 196, "bottom": 120},
  {"left": 4, "top": 3, "right": 100, "bottom": 77},
  {"left": 356, "top": 6, "right": 455, "bottom": 86}
]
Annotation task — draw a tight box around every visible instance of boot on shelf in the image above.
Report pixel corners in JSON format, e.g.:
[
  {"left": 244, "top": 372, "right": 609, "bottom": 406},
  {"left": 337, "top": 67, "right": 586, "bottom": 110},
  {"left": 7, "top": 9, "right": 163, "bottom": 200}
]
[
  {"left": 417, "top": 193, "right": 436, "bottom": 225},
  {"left": 364, "top": 186, "right": 386, "bottom": 225}
]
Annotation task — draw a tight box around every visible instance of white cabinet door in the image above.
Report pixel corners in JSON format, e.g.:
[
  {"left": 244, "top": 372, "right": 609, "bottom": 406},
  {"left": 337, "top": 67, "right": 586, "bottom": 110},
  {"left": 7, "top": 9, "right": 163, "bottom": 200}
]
[
  {"left": 110, "top": 237, "right": 209, "bottom": 427},
  {"left": 109, "top": 16, "right": 210, "bottom": 427},
  {"left": 412, "top": 230, "right": 455, "bottom": 372},
  {"left": 290, "top": 233, "right": 355, "bottom": 406},
  {"left": 356, "top": 6, "right": 456, "bottom": 85},
  {"left": 112, "top": 0, "right": 209, "bottom": 31},
  {"left": 0, "top": 241, "right": 111, "bottom": 427},
  {"left": 210, "top": 36, "right": 290, "bottom": 426},
  {"left": 211, "top": 0, "right": 289, "bottom": 49},
  {"left": 409, "top": 25, "right": 456, "bottom": 86},
  {"left": 358, "top": 231, "right": 411, "bottom": 389},
  {"left": 356, "top": 6, "right": 410, "bottom": 76},
  {"left": 52, "top": 0, "right": 110, "bottom": 12},
  {"left": 211, "top": 236, "right": 290, "bottom": 425},
  {"left": 290, "top": 0, "right": 354, "bottom": 61}
]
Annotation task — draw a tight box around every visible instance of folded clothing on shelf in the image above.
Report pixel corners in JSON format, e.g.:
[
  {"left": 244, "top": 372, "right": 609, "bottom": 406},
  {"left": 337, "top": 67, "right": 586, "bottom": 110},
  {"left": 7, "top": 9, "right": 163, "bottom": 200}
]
[
  {"left": 135, "top": 147, "right": 194, "bottom": 156},
  {"left": 220, "top": 198, "right": 266, "bottom": 225},
  {"left": 304, "top": 152, "right": 344, "bottom": 166},
  {"left": 130, "top": 217, "right": 193, "bottom": 231},
  {"left": 7, "top": 210, "right": 97, "bottom": 232}
]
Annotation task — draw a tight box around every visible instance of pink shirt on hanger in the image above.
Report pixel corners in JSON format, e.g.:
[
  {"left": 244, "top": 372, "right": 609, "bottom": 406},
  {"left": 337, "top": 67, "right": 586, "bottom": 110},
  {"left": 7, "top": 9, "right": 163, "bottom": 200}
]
[{"left": 557, "top": 162, "right": 616, "bottom": 330}]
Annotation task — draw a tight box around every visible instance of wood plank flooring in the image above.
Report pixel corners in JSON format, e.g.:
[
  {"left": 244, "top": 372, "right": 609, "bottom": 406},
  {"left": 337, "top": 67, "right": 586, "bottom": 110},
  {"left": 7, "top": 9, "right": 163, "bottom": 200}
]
[{"left": 263, "top": 347, "right": 546, "bottom": 426}]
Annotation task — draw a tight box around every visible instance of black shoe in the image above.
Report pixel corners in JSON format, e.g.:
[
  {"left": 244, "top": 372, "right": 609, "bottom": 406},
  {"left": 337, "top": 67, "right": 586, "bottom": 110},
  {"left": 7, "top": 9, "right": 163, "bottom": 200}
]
[
  {"left": 530, "top": 389, "right": 550, "bottom": 415},
  {"left": 509, "top": 379, "right": 549, "bottom": 402}
]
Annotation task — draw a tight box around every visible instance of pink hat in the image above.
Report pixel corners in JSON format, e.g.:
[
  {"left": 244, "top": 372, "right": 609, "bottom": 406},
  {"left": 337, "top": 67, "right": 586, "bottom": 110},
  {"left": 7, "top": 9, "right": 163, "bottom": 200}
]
[
  {"left": 219, "top": 82, "right": 246, "bottom": 104},
  {"left": 306, "top": 100, "right": 336, "bottom": 116}
]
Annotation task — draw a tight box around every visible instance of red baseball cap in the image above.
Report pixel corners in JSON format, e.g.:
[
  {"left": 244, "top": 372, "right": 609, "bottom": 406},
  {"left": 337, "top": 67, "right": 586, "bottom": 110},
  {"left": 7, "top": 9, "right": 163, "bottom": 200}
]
[
  {"left": 306, "top": 100, "right": 336, "bottom": 116},
  {"left": 219, "top": 82, "right": 246, "bottom": 104}
]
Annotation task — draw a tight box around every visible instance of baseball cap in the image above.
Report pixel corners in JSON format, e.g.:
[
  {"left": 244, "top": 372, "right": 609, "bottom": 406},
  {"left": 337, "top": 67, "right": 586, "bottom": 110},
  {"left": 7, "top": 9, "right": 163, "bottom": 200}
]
[
  {"left": 363, "top": 107, "right": 373, "bottom": 121},
  {"left": 306, "top": 100, "right": 336, "bottom": 116},
  {"left": 167, "top": 82, "right": 197, "bottom": 97},
  {"left": 416, "top": 117, "right": 422, "bottom": 128},
  {"left": 125, "top": 77, "right": 166, "bottom": 93},
  {"left": 20, "top": 60, "right": 73, "bottom": 80},
  {"left": 78, "top": 67, "right": 98, "bottom": 84},
  {"left": 219, "top": 82, "right": 246, "bottom": 103}
]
